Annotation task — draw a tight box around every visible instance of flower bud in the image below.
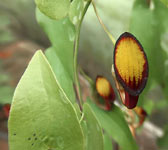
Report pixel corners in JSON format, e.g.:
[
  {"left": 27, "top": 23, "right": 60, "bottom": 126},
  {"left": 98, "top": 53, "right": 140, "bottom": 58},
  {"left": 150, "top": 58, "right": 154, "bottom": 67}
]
[
  {"left": 113, "top": 32, "right": 148, "bottom": 109},
  {"left": 96, "top": 76, "right": 115, "bottom": 110}
]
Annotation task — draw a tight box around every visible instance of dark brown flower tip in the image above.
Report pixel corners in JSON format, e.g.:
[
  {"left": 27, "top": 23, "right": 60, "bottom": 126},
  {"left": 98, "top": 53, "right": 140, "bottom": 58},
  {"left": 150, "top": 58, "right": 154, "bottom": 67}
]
[
  {"left": 114, "top": 32, "right": 148, "bottom": 96},
  {"left": 112, "top": 67, "right": 138, "bottom": 109},
  {"left": 96, "top": 75, "right": 115, "bottom": 102},
  {"left": 124, "top": 92, "right": 139, "bottom": 109},
  {"left": 113, "top": 76, "right": 138, "bottom": 109}
]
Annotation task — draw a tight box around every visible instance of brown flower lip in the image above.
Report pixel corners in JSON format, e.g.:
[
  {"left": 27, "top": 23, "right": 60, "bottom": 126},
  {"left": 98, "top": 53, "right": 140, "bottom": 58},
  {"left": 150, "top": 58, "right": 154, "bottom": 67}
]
[{"left": 113, "top": 32, "right": 149, "bottom": 96}]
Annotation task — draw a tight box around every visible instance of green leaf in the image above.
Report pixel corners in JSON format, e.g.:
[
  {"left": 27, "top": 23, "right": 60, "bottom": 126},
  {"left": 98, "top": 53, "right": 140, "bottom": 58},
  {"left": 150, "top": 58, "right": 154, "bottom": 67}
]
[
  {"left": 73, "top": 103, "right": 82, "bottom": 120},
  {"left": 129, "top": 0, "right": 168, "bottom": 112},
  {"left": 130, "top": 0, "right": 168, "bottom": 87},
  {"left": 35, "top": 0, "right": 70, "bottom": 20},
  {"left": 69, "top": 0, "right": 84, "bottom": 25},
  {"left": 83, "top": 103, "right": 104, "bottom": 150},
  {"left": 36, "top": 8, "right": 76, "bottom": 103},
  {"left": 8, "top": 50, "right": 85, "bottom": 150},
  {"left": 103, "top": 133, "right": 113, "bottom": 150},
  {"left": 87, "top": 99, "right": 138, "bottom": 150},
  {"left": 46, "top": 47, "right": 76, "bottom": 103},
  {"left": 37, "top": 8, "right": 75, "bottom": 48},
  {"left": 36, "top": 8, "right": 75, "bottom": 78}
]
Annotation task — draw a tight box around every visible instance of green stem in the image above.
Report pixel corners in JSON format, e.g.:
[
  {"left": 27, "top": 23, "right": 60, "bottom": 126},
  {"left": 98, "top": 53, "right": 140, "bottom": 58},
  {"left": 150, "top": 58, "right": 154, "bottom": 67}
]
[
  {"left": 74, "top": 1, "right": 91, "bottom": 108},
  {"left": 92, "top": 0, "right": 116, "bottom": 45},
  {"left": 79, "top": 67, "right": 94, "bottom": 86},
  {"left": 79, "top": 113, "right": 84, "bottom": 124}
]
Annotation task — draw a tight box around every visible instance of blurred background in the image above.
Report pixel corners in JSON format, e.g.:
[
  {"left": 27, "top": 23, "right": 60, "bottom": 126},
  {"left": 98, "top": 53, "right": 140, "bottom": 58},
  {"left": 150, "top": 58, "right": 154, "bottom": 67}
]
[{"left": 0, "top": 0, "right": 168, "bottom": 150}]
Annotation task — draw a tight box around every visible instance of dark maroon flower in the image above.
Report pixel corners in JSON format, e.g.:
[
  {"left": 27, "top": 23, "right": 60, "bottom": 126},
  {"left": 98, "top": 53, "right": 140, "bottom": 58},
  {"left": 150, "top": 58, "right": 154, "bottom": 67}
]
[{"left": 113, "top": 32, "right": 148, "bottom": 109}]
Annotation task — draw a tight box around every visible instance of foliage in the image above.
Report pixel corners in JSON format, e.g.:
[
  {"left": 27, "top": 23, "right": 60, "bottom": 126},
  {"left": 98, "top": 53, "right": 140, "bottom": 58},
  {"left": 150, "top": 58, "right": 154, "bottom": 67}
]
[
  {"left": 83, "top": 103, "right": 104, "bottom": 150},
  {"left": 36, "top": 8, "right": 76, "bottom": 103},
  {"left": 8, "top": 51, "right": 85, "bottom": 150},
  {"left": 130, "top": 0, "right": 168, "bottom": 111},
  {"left": 103, "top": 133, "right": 113, "bottom": 150},
  {"left": 69, "top": 0, "right": 84, "bottom": 26},
  {"left": 35, "top": 0, "right": 70, "bottom": 20},
  {"left": 4, "top": 0, "right": 168, "bottom": 150},
  {"left": 87, "top": 99, "right": 138, "bottom": 150}
]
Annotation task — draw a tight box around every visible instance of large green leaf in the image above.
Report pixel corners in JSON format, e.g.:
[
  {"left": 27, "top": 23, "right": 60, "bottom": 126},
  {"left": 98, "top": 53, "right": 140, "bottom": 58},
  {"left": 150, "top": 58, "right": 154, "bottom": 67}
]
[
  {"left": 8, "top": 50, "right": 84, "bottom": 150},
  {"left": 35, "top": 0, "right": 70, "bottom": 20},
  {"left": 73, "top": 103, "right": 82, "bottom": 120},
  {"left": 36, "top": 8, "right": 75, "bottom": 78},
  {"left": 83, "top": 103, "right": 104, "bottom": 150},
  {"left": 103, "top": 133, "right": 113, "bottom": 150},
  {"left": 87, "top": 99, "right": 138, "bottom": 150},
  {"left": 36, "top": 8, "right": 75, "bottom": 53},
  {"left": 36, "top": 8, "right": 76, "bottom": 103},
  {"left": 45, "top": 47, "right": 76, "bottom": 103}
]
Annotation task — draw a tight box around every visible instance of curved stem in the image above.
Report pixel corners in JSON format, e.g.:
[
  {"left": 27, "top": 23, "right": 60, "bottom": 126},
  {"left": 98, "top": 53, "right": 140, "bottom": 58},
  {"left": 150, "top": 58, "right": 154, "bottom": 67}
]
[
  {"left": 79, "top": 113, "right": 84, "bottom": 124},
  {"left": 74, "top": 1, "right": 91, "bottom": 108},
  {"left": 92, "top": 0, "right": 116, "bottom": 45},
  {"left": 79, "top": 67, "right": 94, "bottom": 86}
]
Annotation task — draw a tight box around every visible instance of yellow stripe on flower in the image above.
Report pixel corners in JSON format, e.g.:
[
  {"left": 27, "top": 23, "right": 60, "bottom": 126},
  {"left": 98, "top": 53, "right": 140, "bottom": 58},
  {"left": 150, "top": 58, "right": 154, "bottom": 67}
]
[{"left": 115, "top": 37, "right": 145, "bottom": 85}]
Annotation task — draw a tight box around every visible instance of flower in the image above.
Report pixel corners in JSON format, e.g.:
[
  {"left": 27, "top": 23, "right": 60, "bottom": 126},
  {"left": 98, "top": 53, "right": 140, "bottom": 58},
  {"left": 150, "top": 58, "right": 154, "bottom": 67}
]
[
  {"left": 96, "top": 76, "right": 115, "bottom": 110},
  {"left": 113, "top": 32, "right": 148, "bottom": 109}
]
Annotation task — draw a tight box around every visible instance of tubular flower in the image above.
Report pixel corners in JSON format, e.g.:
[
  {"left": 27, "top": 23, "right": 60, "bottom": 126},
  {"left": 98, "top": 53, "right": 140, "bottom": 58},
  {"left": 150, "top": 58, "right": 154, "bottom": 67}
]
[
  {"left": 113, "top": 32, "right": 148, "bottom": 109},
  {"left": 96, "top": 76, "right": 115, "bottom": 110}
]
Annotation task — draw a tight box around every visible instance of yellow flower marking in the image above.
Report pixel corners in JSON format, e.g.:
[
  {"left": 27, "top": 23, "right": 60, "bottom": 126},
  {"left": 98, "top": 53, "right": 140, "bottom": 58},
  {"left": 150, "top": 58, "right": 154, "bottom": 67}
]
[{"left": 115, "top": 37, "right": 145, "bottom": 85}]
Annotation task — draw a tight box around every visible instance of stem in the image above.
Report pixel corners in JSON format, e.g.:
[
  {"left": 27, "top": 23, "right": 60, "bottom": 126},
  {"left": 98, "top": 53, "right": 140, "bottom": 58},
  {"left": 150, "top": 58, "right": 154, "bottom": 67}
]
[
  {"left": 79, "top": 67, "right": 94, "bottom": 86},
  {"left": 74, "top": 1, "right": 91, "bottom": 108},
  {"left": 79, "top": 113, "right": 84, "bottom": 124},
  {"left": 92, "top": 0, "right": 116, "bottom": 45}
]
